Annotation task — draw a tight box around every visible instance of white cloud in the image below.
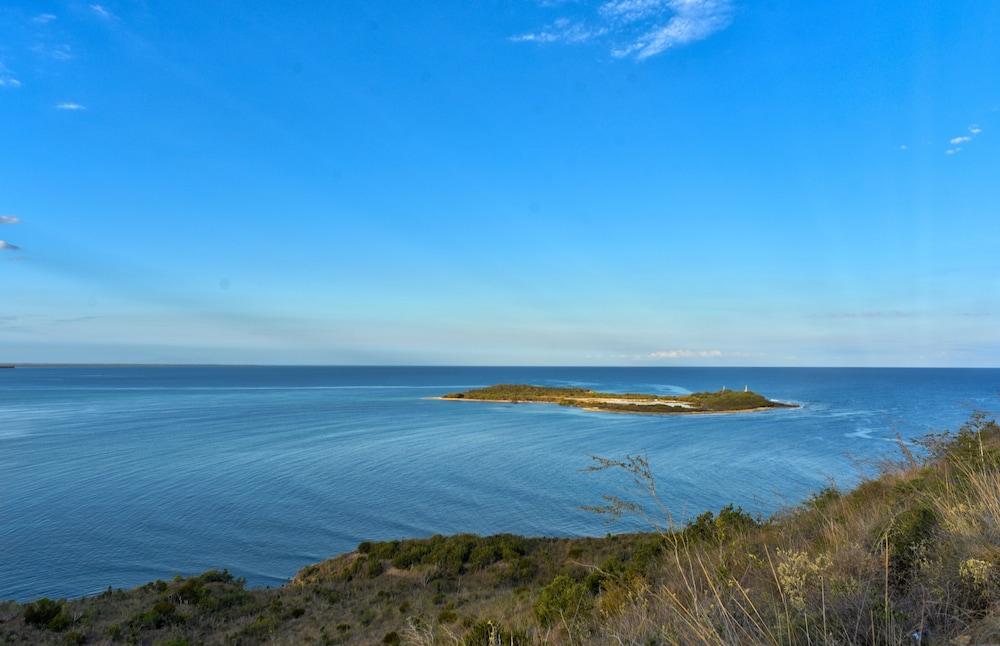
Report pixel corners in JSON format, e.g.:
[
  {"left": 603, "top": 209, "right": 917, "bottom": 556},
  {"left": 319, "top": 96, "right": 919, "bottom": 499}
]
[
  {"left": 511, "top": 18, "right": 608, "bottom": 44},
  {"left": 0, "top": 216, "right": 21, "bottom": 225},
  {"left": 613, "top": 0, "right": 733, "bottom": 58},
  {"left": 600, "top": 0, "right": 670, "bottom": 23},
  {"left": 648, "top": 349, "right": 723, "bottom": 358},
  {"left": 0, "top": 241, "right": 21, "bottom": 251},
  {"left": 945, "top": 124, "right": 984, "bottom": 154},
  {"left": 32, "top": 43, "right": 73, "bottom": 60},
  {"left": 56, "top": 102, "right": 86, "bottom": 110},
  {"left": 512, "top": 0, "right": 732, "bottom": 60},
  {"left": 90, "top": 4, "right": 114, "bottom": 19},
  {"left": 0, "top": 62, "right": 21, "bottom": 88},
  {"left": 899, "top": 144, "right": 908, "bottom": 151},
  {"left": 33, "top": 13, "right": 57, "bottom": 24}
]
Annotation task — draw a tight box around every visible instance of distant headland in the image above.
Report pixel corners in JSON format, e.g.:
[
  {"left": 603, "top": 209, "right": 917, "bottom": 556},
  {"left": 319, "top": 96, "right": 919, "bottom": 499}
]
[{"left": 438, "top": 384, "right": 798, "bottom": 415}]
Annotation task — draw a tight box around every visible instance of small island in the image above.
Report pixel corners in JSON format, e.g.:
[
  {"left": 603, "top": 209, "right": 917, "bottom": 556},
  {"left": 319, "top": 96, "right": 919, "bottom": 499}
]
[{"left": 439, "top": 384, "right": 797, "bottom": 415}]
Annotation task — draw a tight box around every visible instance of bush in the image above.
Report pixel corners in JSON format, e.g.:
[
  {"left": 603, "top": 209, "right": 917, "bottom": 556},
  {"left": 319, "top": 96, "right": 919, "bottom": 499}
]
[
  {"left": 533, "top": 575, "right": 590, "bottom": 626},
  {"left": 130, "top": 600, "right": 181, "bottom": 630},
  {"left": 366, "top": 555, "right": 385, "bottom": 577},
  {"left": 23, "top": 598, "right": 66, "bottom": 630},
  {"left": 684, "top": 504, "right": 759, "bottom": 543},
  {"left": 585, "top": 557, "right": 626, "bottom": 594},
  {"left": 24, "top": 597, "right": 72, "bottom": 631},
  {"left": 887, "top": 506, "right": 937, "bottom": 587}
]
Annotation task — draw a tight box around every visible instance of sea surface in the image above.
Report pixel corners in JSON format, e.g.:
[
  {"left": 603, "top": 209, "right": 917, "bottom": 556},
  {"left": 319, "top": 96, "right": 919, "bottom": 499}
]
[{"left": 2, "top": 366, "right": 998, "bottom": 601}]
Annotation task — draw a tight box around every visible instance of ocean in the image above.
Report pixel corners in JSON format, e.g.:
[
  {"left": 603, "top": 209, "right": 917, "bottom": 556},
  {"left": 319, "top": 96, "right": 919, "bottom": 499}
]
[{"left": 2, "top": 366, "right": 998, "bottom": 601}]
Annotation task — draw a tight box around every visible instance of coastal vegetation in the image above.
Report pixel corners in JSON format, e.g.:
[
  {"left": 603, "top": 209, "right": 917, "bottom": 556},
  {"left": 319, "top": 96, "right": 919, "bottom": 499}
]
[
  {"left": 441, "top": 384, "right": 796, "bottom": 415},
  {"left": 2, "top": 413, "right": 998, "bottom": 644}
]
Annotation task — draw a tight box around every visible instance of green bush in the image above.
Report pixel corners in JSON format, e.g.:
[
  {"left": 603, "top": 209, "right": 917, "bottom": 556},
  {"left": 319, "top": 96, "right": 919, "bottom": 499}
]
[
  {"left": 684, "top": 504, "right": 759, "bottom": 543},
  {"left": 806, "top": 486, "right": 841, "bottom": 510},
  {"left": 533, "top": 575, "right": 591, "bottom": 626},
  {"left": 585, "top": 557, "right": 626, "bottom": 594},
  {"left": 366, "top": 540, "right": 402, "bottom": 560},
  {"left": 129, "top": 599, "right": 181, "bottom": 630},
  {"left": 887, "top": 506, "right": 937, "bottom": 587},
  {"left": 366, "top": 555, "right": 385, "bottom": 577},
  {"left": 23, "top": 598, "right": 66, "bottom": 630}
]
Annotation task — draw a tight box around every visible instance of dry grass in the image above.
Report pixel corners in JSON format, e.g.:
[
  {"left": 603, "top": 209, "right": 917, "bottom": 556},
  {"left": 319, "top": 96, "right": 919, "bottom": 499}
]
[{"left": 568, "top": 414, "right": 1000, "bottom": 646}]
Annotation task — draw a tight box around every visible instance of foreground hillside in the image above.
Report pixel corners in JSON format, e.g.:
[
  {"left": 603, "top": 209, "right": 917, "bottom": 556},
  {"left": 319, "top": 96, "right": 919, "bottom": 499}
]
[{"left": 2, "top": 415, "right": 998, "bottom": 645}]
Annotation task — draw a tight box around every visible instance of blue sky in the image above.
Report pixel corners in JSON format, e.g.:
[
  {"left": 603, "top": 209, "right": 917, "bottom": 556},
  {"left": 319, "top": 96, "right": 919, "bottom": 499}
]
[{"left": 1, "top": 0, "right": 998, "bottom": 366}]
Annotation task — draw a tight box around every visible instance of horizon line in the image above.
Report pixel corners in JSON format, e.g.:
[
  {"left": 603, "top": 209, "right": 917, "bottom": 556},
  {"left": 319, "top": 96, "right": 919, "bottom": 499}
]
[{"left": 3, "top": 363, "right": 998, "bottom": 370}]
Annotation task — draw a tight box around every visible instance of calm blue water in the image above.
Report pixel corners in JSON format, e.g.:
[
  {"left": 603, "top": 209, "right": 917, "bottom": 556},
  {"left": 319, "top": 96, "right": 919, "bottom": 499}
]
[{"left": 2, "top": 366, "right": 998, "bottom": 601}]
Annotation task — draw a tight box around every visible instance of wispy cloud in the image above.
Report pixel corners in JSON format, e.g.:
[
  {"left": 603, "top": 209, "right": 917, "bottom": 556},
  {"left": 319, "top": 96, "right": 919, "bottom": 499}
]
[
  {"left": 600, "top": 0, "right": 671, "bottom": 23},
  {"left": 0, "top": 62, "right": 21, "bottom": 88},
  {"left": 648, "top": 349, "right": 723, "bottom": 358},
  {"left": 32, "top": 43, "right": 73, "bottom": 61},
  {"left": 0, "top": 216, "right": 21, "bottom": 225},
  {"left": 90, "top": 4, "right": 114, "bottom": 19},
  {"left": 946, "top": 124, "right": 984, "bottom": 155},
  {"left": 816, "top": 310, "right": 917, "bottom": 320},
  {"left": 585, "top": 348, "right": 744, "bottom": 363},
  {"left": 56, "top": 102, "right": 86, "bottom": 110},
  {"left": 512, "top": 0, "right": 733, "bottom": 60},
  {"left": 0, "top": 241, "right": 21, "bottom": 251},
  {"left": 613, "top": 0, "right": 734, "bottom": 59},
  {"left": 32, "top": 13, "right": 58, "bottom": 24},
  {"left": 54, "top": 316, "right": 100, "bottom": 324},
  {"left": 510, "top": 17, "right": 608, "bottom": 44}
]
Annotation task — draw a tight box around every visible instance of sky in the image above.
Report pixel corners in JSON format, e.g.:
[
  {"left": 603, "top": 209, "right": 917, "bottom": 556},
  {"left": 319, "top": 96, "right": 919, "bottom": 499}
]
[{"left": 1, "top": 0, "right": 999, "bottom": 366}]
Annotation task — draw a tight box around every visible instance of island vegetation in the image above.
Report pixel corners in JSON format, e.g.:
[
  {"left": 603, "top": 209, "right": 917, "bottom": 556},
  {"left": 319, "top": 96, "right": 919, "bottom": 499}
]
[
  {"left": 2, "top": 413, "right": 998, "bottom": 644},
  {"left": 440, "top": 384, "right": 797, "bottom": 415}
]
